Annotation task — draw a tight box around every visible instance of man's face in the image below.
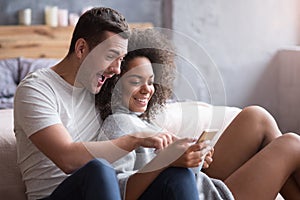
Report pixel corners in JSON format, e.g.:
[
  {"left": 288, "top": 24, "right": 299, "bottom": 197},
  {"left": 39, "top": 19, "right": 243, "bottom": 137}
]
[{"left": 76, "top": 31, "right": 128, "bottom": 94}]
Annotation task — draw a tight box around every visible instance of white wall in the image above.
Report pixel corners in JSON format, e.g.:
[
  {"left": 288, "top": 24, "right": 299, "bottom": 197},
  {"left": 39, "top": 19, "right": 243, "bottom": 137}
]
[{"left": 172, "top": 0, "right": 300, "bottom": 130}]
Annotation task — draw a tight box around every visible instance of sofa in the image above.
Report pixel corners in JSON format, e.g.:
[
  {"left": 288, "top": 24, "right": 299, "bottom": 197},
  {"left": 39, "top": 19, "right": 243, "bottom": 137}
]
[
  {"left": 0, "top": 100, "right": 241, "bottom": 200},
  {"left": 0, "top": 57, "right": 284, "bottom": 199},
  {"left": 0, "top": 108, "right": 27, "bottom": 200},
  {"left": 0, "top": 57, "right": 59, "bottom": 109},
  {"left": 0, "top": 57, "right": 59, "bottom": 199}
]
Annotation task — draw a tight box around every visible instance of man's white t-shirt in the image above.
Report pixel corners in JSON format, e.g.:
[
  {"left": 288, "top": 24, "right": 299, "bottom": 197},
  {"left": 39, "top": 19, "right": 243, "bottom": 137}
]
[{"left": 14, "top": 68, "right": 101, "bottom": 200}]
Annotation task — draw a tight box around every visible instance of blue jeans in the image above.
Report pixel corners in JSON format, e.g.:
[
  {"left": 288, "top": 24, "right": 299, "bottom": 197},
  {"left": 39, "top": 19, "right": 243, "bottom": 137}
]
[
  {"left": 139, "top": 167, "right": 199, "bottom": 200},
  {"left": 42, "top": 160, "right": 198, "bottom": 200},
  {"left": 41, "top": 158, "right": 121, "bottom": 200}
]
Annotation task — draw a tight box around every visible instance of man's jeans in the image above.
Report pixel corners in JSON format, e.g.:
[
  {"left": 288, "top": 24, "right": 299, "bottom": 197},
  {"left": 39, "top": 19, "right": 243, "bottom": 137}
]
[{"left": 41, "top": 158, "right": 121, "bottom": 200}]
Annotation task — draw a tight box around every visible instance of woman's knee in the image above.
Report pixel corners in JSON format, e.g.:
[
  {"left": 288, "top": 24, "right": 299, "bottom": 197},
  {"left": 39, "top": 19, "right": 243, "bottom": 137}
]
[
  {"left": 279, "top": 133, "right": 300, "bottom": 153},
  {"left": 140, "top": 167, "right": 198, "bottom": 199},
  {"left": 163, "top": 168, "right": 198, "bottom": 197},
  {"left": 85, "top": 158, "right": 114, "bottom": 175},
  {"left": 241, "top": 106, "right": 280, "bottom": 135},
  {"left": 241, "top": 106, "right": 271, "bottom": 122},
  {"left": 164, "top": 167, "right": 196, "bottom": 184}
]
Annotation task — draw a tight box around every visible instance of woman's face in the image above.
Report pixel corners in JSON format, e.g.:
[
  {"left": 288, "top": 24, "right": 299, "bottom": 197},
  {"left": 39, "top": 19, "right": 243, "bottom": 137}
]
[{"left": 120, "top": 56, "right": 155, "bottom": 113}]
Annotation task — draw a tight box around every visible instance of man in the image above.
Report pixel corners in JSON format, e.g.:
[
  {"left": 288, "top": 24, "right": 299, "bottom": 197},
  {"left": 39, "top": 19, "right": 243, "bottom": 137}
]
[{"left": 14, "top": 7, "right": 174, "bottom": 200}]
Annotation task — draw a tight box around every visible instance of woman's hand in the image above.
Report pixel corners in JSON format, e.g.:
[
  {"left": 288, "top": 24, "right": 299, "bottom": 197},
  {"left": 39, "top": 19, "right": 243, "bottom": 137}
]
[
  {"left": 202, "top": 147, "right": 214, "bottom": 169},
  {"left": 171, "top": 140, "right": 213, "bottom": 168},
  {"left": 138, "top": 138, "right": 213, "bottom": 173},
  {"left": 138, "top": 138, "right": 195, "bottom": 173}
]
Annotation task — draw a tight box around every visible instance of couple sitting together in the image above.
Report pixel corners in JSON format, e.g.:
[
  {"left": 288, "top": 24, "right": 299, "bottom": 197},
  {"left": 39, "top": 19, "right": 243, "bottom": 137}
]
[{"left": 14, "top": 7, "right": 300, "bottom": 200}]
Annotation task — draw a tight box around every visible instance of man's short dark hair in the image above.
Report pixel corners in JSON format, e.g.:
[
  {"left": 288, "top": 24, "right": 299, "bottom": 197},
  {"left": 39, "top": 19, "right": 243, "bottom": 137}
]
[{"left": 68, "top": 7, "right": 130, "bottom": 55}]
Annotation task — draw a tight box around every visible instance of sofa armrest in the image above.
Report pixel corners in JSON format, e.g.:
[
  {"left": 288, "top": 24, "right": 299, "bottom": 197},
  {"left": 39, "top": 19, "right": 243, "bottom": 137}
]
[{"left": 0, "top": 109, "right": 26, "bottom": 200}]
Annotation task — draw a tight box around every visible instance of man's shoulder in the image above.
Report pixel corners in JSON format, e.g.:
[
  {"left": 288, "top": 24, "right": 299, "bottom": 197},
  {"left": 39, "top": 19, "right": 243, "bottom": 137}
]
[
  {"left": 17, "top": 68, "right": 56, "bottom": 91},
  {"left": 14, "top": 68, "right": 63, "bottom": 110},
  {"left": 21, "top": 68, "right": 52, "bottom": 83}
]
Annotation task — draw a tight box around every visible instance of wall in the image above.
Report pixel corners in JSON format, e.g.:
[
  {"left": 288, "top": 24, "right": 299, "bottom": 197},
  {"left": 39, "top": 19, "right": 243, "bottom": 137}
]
[
  {"left": 277, "top": 48, "right": 300, "bottom": 132},
  {"left": 172, "top": 0, "right": 300, "bottom": 132},
  {"left": 0, "top": 0, "right": 162, "bottom": 26},
  {"left": 2, "top": 0, "right": 300, "bottom": 132}
]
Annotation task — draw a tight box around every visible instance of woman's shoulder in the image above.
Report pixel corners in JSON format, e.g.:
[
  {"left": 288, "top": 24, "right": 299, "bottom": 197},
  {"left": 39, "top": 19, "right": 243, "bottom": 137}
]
[
  {"left": 104, "top": 112, "right": 140, "bottom": 125},
  {"left": 99, "top": 113, "right": 144, "bottom": 139}
]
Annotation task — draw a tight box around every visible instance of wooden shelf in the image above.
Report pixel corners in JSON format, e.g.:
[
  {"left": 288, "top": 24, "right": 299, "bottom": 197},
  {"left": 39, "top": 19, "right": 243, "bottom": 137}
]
[
  {"left": 0, "top": 25, "right": 74, "bottom": 59},
  {"left": 0, "top": 23, "right": 153, "bottom": 59}
]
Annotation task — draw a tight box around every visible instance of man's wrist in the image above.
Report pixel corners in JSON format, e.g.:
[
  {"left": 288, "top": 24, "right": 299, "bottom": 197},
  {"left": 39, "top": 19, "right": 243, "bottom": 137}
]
[{"left": 126, "top": 134, "right": 141, "bottom": 150}]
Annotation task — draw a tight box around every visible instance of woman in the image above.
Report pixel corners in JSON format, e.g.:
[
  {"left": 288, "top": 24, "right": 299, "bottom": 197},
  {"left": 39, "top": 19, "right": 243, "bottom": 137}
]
[
  {"left": 97, "top": 28, "right": 233, "bottom": 200},
  {"left": 96, "top": 29, "right": 300, "bottom": 200}
]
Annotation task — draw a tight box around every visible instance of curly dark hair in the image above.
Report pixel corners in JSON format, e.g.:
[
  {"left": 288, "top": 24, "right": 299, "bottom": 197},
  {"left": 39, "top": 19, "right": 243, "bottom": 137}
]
[
  {"left": 96, "top": 28, "right": 176, "bottom": 121},
  {"left": 67, "top": 7, "right": 130, "bottom": 55}
]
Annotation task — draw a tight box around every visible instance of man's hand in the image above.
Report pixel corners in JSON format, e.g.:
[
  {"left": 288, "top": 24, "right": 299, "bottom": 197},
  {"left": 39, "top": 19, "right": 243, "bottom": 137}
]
[{"left": 130, "top": 131, "right": 179, "bottom": 150}]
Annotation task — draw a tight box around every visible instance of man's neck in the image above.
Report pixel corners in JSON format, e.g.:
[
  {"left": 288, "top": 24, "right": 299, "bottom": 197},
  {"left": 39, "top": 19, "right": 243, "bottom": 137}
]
[{"left": 51, "top": 56, "right": 80, "bottom": 86}]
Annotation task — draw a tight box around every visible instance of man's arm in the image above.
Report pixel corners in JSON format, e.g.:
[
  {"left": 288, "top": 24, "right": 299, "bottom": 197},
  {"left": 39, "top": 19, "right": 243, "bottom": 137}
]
[
  {"left": 29, "top": 123, "right": 139, "bottom": 174},
  {"left": 30, "top": 124, "right": 175, "bottom": 174}
]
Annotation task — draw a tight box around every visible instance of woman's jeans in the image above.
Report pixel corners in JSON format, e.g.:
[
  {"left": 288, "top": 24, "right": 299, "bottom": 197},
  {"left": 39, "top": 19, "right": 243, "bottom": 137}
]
[
  {"left": 139, "top": 167, "right": 199, "bottom": 200},
  {"left": 41, "top": 159, "right": 198, "bottom": 200},
  {"left": 41, "top": 158, "right": 121, "bottom": 200}
]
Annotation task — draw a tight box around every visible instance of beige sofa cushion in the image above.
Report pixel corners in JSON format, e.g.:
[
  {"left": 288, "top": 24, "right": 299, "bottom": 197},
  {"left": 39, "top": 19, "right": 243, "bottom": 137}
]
[
  {"left": 0, "top": 109, "right": 26, "bottom": 200},
  {"left": 154, "top": 101, "right": 241, "bottom": 145}
]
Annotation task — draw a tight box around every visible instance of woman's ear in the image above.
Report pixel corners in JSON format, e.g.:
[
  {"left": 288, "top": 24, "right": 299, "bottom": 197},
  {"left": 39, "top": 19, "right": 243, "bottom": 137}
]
[{"left": 74, "top": 38, "right": 89, "bottom": 59}]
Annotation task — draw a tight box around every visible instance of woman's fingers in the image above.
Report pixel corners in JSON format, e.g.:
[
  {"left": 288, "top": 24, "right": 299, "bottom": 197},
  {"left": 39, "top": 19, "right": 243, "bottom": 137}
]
[
  {"left": 202, "top": 148, "right": 214, "bottom": 168},
  {"left": 187, "top": 141, "right": 212, "bottom": 153},
  {"left": 202, "top": 156, "right": 213, "bottom": 168},
  {"left": 178, "top": 141, "right": 213, "bottom": 168}
]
